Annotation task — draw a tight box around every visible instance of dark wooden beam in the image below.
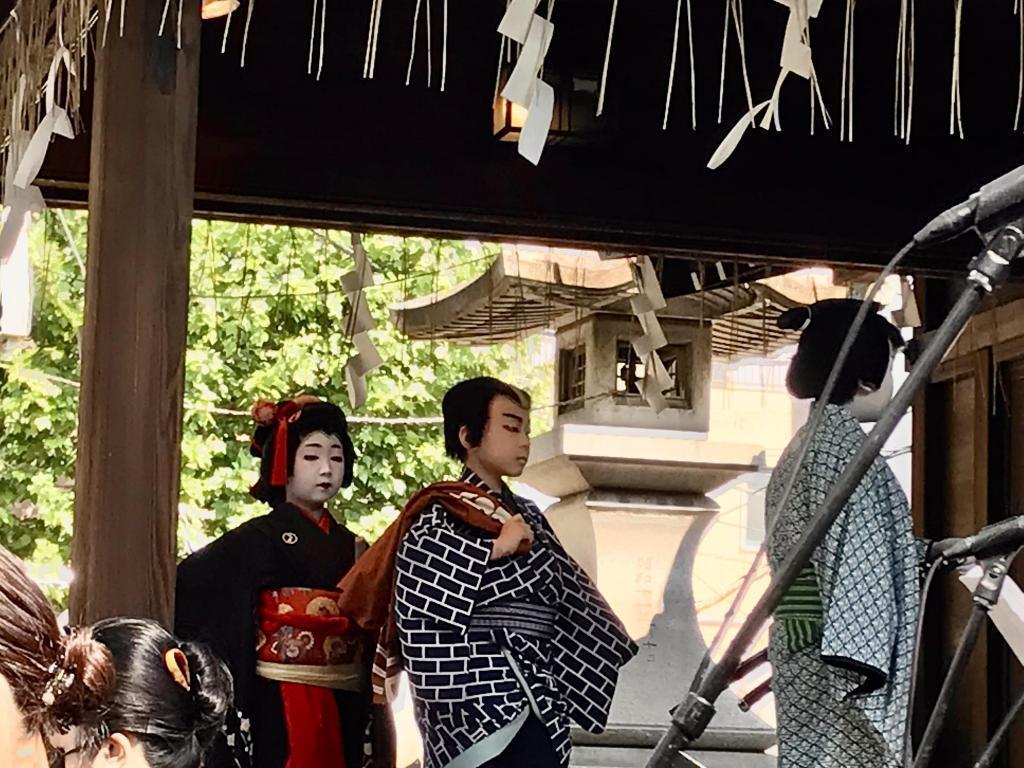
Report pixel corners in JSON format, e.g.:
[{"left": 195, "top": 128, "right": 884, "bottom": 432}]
[
  {"left": 34, "top": 0, "right": 1024, "bottom": 277},
  {"left": 70, "top": 0, "right": 200, "bottom": 625}
]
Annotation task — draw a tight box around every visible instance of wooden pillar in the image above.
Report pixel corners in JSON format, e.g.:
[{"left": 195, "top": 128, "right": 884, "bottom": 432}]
[{"left": 70, "top": 0, "right": 200, "bottom": 625}]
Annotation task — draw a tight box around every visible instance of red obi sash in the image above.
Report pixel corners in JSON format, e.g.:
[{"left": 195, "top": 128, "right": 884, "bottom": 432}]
[{"left": 256, "top": 587, "right": 367, "bottom": 768}]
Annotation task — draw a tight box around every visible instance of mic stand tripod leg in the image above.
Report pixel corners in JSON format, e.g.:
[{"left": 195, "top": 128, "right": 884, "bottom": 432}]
[
  {"left": 912, "top": 555, "right": 1013, "bottom": 768},
  {"left": 973, "top": 684, "right": 1024, "bottom": 768}
]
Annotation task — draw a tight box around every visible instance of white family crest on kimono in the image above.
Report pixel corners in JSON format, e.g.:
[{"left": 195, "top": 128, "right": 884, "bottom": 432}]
[
  {"left": 394, "top": 469, "right": 637, "bottom": 768},
  {"left": 766, "top": 403, "right": 921, "bottom": 768}
]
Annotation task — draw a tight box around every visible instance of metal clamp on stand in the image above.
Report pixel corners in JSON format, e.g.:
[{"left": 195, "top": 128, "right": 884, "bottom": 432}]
[{"left": 912, "top": 555, "right": 1015, "bottom": 768}]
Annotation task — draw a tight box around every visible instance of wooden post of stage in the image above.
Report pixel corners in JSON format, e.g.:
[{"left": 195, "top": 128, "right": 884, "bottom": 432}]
[{"left": 70, "top": 0, "right": 200, "bottom": 625}]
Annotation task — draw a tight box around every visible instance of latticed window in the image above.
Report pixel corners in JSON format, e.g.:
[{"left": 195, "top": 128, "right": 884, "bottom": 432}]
[
  {"left": 558, "top": 345, "right": 587, "bottom": 413},
  {"left": 615, "top": 340, "right": 693, "bottom": 409}
]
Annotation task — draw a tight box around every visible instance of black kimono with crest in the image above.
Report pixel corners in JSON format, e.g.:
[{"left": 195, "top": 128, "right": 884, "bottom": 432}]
[{"left": 175, "top": 503, "right": 370, "bottom": 768}]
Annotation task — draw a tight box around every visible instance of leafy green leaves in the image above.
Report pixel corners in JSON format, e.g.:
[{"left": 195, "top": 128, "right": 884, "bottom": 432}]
[{"left": 0, "top": 214, "right": 553, "bottom": 607}]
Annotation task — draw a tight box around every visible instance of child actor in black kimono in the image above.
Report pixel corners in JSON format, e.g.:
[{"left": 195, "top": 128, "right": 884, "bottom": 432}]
[{"left": 176, "top": 396, "right": 384, "bottom": 768}]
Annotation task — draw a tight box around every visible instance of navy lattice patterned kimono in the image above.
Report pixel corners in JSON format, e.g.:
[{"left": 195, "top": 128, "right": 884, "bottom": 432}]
[
  {"left": 766, "top": 404, "right": 921, "bottom": 768},
  {"left": 395, "top": 469, "right": 637, "bottom": 768}
]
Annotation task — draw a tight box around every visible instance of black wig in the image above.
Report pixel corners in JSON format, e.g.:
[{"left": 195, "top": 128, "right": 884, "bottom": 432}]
[
  {"left": 778, "top": 298, "right": 904, "bottom": 405},
  {"left": 442, "top": 377, "right": 530, "bottom": 461},
  {"left": 249, "top": 399, "right": 356, "bottom": 504}
]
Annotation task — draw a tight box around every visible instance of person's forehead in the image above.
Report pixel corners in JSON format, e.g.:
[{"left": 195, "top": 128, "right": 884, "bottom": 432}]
[
  {"left": 490, "top": 395, "right": 528, "bottom": 418},
  {"left": 299, "top": 430, "right": 343, "bottom": 447}
]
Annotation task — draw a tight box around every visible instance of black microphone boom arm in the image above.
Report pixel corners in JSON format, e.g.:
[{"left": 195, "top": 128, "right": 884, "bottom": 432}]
[{"left": 646, "top": 223, "right": 1024, "bottom": 767}]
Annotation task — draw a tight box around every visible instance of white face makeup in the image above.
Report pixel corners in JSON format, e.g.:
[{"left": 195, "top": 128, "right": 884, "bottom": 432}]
[
  {"left": 462, "top": 395, "right": 532, "bottom": 483},
  {"left": 285, "top": 430, "right": 345, "bottom": 510}
]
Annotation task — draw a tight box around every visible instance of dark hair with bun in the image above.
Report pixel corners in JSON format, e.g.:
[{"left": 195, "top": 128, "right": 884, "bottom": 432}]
[
  {"left": 0, "top": 545, "right": 114, "bottom": 735},
  {"left": 249, "top": 399, "right": 357, "bottom": 504},
  {"left": 73, "top": 618, "right": 233, "bottom": 768},
  {"left": 778, "top": 298, "right": 905, "bottom": 405}
]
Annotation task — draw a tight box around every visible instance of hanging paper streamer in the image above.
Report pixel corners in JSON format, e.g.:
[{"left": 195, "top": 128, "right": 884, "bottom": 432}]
[
  {"left": 708, "top": 0, "right": 829, "bottom": 169},
  {"left": 662, "top": 0, "right": 696, "bottom": 130},
  {"left": 630, "top": 255, "right": 667, "bottom": 315},
  {"left": 596, "top": 0, "right": 618, "bottom": 116},
  {"left": 892, "top": 275, "right": 921, "bottom": 329},
  {"left": 0, "top": 204, "right": 34, "bottom": 338},
  {"left": 499, "top": 0, "right": 542, "bottom": 43},
  {"left": 1016, "top": 0, "right": 1024, "bottom": 131},
  {"left": 838, "top": 0, "right": 855, "bottom": 142},
  {"left": 307, "top": 0, "right": 327, "bottom": 80},
  {"left": 950, "top": 0, "right": 964, "bottom": 138},
  {"left": 894, "top": 0, "right": 914, "bottom": 142},
  {"left": 0, "top": 166, "right": 44, "bottom": 265},
  {"left": 717, "top": 0, "right": 754, "bottom": 125},
  {"left": 342, "top": 233, "right": 383, "bottom": 409},
  {"left": 364, "top": 0, "right": 385, "bottom": 77},
  {"left": 518, "top": 79, "right": 554, "bottom": 165},
  {"left": 241, "top": 0, "right": 257, "bottom": 66},
  {"left": 501, "top": 16, "right": 553, "bottom": 105},
  {"left": 629, "top": 256, "right": 672, "bottom": 413},
  {"left": 496, "top": 8, "right": 556, "bottom": 165},
  {"left": 2, "top": 47, "right": 75, "bottom": 269},
  {"left": 13, "top": 48, "right": 75, "bottom": 190}
]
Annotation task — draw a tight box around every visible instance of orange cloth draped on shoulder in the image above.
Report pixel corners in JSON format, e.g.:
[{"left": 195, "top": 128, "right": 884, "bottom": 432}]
[{"left": 335, "top": 481, "right": 529, "bottom": 703}]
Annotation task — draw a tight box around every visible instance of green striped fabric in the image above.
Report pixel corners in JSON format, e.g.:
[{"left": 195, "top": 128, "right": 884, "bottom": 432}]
[{"left": 775, "top": 565, "right": 824, "bottom": 653}]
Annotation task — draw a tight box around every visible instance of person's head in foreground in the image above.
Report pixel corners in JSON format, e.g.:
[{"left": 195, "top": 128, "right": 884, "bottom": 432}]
[
  {"left": 47, "top": 617, "right": 233, "bottom": 768},
  {"left": 442, "top": 376, "right": 532, "bottom": 487},
  {"left": 779, "top": 298, "right": 904, "bottom": 422},
  {"left": 0, "top": 546, "right": 232, "bottom": 768},
  {"left": 0, "top": 544, "right": 105, "bottom": 768}
]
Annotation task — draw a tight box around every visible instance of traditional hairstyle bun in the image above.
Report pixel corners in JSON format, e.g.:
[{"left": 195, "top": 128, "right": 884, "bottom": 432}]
[
  {"left": 47, "top": 627, "right": 116, "bottom": 731},
  {"left": 75, "top": 618, "right": 233, "bottom": 768},
  {"left": 0, "top": 546, "right": 117, "bottom": 737},
  {"left": 181, "top": 641, "right": 233, "bottom": 752},
  {"left": 783, "top": 299, "right": 904, "bottom": 404}
]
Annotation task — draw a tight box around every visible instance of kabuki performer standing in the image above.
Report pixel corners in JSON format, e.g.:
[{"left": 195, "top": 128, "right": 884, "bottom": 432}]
[
  {"left": 767, "top": 300, "right": 922, "bottom": 768},
  {"left": 176, "top": 395, "right": 388, "bottom": 768},
  {"left": 338, "top": 377, "right": 637, "bottom": 768}
]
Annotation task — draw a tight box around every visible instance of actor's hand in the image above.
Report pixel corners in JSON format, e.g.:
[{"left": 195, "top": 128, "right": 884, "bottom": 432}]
[{"left": 491, "top": 514, "right": 534, "bottom": 559}]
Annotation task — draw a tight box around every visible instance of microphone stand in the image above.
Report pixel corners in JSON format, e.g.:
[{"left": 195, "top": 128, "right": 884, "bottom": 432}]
[
  {"left": 646, "top": 223, "right": 1024, "bottom": 768},
  {"left": 974, "top": 683, "right": 1024, "bottom": 768},
  {"left": 912, "top": 554, "right": 1016, "bottom": 768}
]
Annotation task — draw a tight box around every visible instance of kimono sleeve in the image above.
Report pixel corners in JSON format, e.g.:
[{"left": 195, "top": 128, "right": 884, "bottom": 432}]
[
  {"left": 174, "top": 524, "right": 275, "bottom": 712},
  {"left": 818, "top": 469, "right": 898, "bottom": 696},
  {"left": 394, "top": 507, "right": 491, "bottom": 634},
  {"left": 534, "top": 511, "right": 637, "bottom": 666}
]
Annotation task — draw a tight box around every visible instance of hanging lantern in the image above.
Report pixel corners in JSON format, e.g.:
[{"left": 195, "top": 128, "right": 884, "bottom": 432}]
[
  {"left": 202, "top": 0, "right": 239, "bottom": 19},
  {"left": 492, "top": 70, "right": 607, "bottom": 145}
]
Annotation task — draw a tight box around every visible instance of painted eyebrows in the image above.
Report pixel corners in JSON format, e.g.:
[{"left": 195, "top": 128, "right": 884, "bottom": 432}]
[{"left": 302, "top": 440, "right": 344, "bottom": 450}]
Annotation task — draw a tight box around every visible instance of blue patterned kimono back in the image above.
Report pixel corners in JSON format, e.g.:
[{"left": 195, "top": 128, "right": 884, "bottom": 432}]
[{"left": 766, "top": 404, "right": 921, "bottom": 768}]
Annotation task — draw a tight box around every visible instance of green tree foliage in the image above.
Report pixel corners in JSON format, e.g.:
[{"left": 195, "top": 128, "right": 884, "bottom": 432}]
[{"left": 0, "top": 213, "right": 553, "bottom": 605}]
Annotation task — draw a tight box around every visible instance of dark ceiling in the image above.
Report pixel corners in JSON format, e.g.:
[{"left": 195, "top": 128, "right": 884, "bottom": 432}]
[{"left": 29, "top": 0, "right": 1024, "bottom": 278}]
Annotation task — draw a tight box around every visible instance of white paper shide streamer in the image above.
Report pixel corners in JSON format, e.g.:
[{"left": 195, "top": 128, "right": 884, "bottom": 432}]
[
  {"left": 342, "top": 233, "right": 384, "bottom": 409},
  {"left": 497, "top": 0, "right": 556, "bottom": 165},
  {"left": 629, "top": 256, "right": 672, "bottom": 413},
  {"left": 1, "top": 46, "right": 77, "bottom": 339},
  {"left": 708, "top": 0, "right": 829, "bottom": 169}
]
